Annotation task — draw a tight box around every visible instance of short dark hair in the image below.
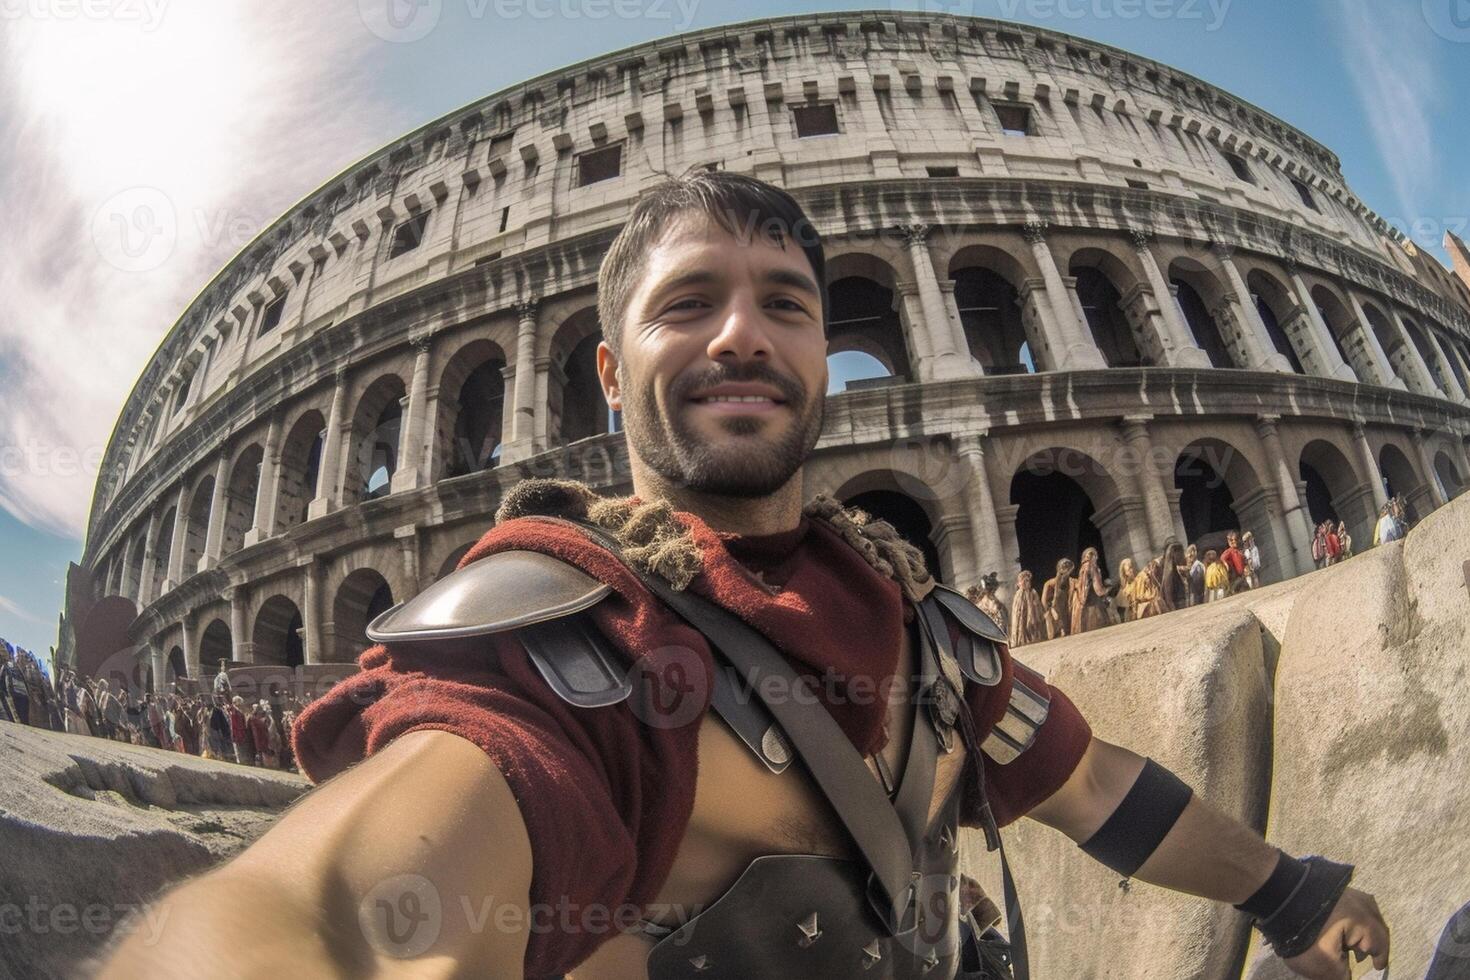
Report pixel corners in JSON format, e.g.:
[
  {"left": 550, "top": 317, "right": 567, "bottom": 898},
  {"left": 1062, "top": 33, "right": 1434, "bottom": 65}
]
[{"left": 595, "top": 169, "right": 827, "bottom": 356}]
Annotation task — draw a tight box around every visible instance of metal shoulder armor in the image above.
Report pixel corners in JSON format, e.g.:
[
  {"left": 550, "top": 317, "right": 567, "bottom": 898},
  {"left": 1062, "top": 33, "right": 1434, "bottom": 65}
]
[
  {"left": 366, "top": 549, "right": 632, "bottom": 709},
  {"left": 927, "top": 582, "right": 1005, "bottom": 686}
]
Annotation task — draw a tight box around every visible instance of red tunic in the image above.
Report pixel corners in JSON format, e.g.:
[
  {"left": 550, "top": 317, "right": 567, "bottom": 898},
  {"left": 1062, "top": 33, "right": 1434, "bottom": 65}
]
[{"left": 293, "top": 506, "right": 1092, "bottom": 978}]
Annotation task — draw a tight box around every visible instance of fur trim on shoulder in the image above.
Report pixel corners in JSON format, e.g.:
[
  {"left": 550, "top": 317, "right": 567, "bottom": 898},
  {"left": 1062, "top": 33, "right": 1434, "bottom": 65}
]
[
  {"left": 495, "top": 479, "right": 705, "bottom": 590},
  {"left": 803, "top": 493, "right": 936, "bottom": 602}
]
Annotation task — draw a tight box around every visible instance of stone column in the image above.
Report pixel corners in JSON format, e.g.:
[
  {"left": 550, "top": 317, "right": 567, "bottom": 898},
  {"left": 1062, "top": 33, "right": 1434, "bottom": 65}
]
[
  {"left": 309, "top": 369, "right": 349, "bottom": 520},
  {"left": 498, "top": 362, "right": 518, "bottom": 453},
  {"left": 397, "top": 525, "right": 421, "bottom": 597},
  {"left": 165, "top": 481, "right": 189, "bottom": 591},
  {"left": 897, "top": 280, "right": 939, "bottom": 379},
  {"left": 245, "top": 412, "right": 283, "bottom": 547},
  {"left": 937, "top": 279, "right": 977, "bottom": 372},
  {"left": 150, "top": 645, "right": 167, "bottom": 695},
  {"left": 1132, "top": 232, "right": 1209, "bottom": 368},
  {"left": 200, "top": 450, "right": 230, "bottom": 571},
  {"left": 392, "top": 334, "right": 435, "bottom": 493},
  {"left": 954, "top": 435, "right": 1009, "bottom": 588},
  {"left": 533, "top": 355, "right": 554, "bottom": 450},
  {"left": 1422, "top": 329, "right": 1470, "bottom": 403},
  {"left": 1212, "top": 244, "right": 1292, "bottom": 373},
  {"left": 1119, "top": 415, "right": 1176, "bottom": 555},
  {"left": 227, "top": 585, "right": 251, "bottom": 664},
  {"left": 1255, "top": 415, "right": 1312, "bottom": 578},
  {"left": 1017, "top": 279, "right": 1062, "bottom": 371},
  {"left": 1346, "top": 293, "right": 1406, "bottom": 390},
  {"left": 902, "top": 224, "right": 977, "bottom": 380},
  {"left": 1388, "top": 309, "right": 1445, "bottom": 399},
  {"left": 302, "top": 557, "right": 324, "bottom": 665},
  {"left": 1022, "top": 221, "right": 1107, "bottom": 370},
  {"left": 1352, "top": 423, "right": 1389, "bottom": 512},
  {"left": 1412, "top": 430, "right": 1448, "bottom": 508},
  {"left": 181, "top": 612, "right": 199, "bottom": 680},
  {"left": 1286, "top": 267, "right": 1358, "bottom": 382},
  {"left": 503, "top": 299, "right": 540, "bottom": 462},
  {"left": 994, "top": 504, "right": 1023, "bottom": 587},
  {"left": 138, "top": 509, "right": 162, "bottom": 608}
]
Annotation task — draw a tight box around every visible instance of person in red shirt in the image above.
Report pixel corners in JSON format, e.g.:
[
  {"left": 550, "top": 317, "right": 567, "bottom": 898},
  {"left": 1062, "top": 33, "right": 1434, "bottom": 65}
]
[
  {"left": 1220, "top": 531, "right": 1248, "bottom": 592},
  {"left": 105, "top": 171, "right": 1388, "bottom": 980}
]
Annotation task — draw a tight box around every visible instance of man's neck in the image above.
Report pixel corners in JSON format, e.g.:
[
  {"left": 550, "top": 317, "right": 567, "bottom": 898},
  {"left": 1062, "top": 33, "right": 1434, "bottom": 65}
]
[{"left": 630, "top": 463, "right": 805, "bottom": 537}]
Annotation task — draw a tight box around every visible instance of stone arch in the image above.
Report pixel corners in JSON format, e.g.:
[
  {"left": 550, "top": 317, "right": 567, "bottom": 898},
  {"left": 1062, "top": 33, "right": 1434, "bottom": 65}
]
[
  {"left": 183, "top": 474, "right": 214, "bottom": 578},
  {"left": 199, "top": 618, "right": 232, "bottom": 669},
  {"left": 827, "top": 349, "right": 895, "bottom": 393},
  {"left": 1167, "top": 258, "right": 1239, "bottom": 369},
  {"left": 1009, "top": 447, "right": 1131, "bottom": 582},
  {"left": 1359, "top": 302, "right": 1406, "bottom": 376},
  {"left": 253, "top": 594, "right": 304, "bottom": 668},
  {"left": 166, "top": 645, "right": 188, "bottom": 681},
  {"left": 548, "top": 306, "right": 613, "bottom": 446},
  {"left": 331, "top": 567, "right": 394, "bottom": 663},
  {"left": 1378, "top": 443, "right": 1425, "bottom": 522},
  {"left": 1298, "top": 438, "right": 1372, "bottom": 543},
  {"left": 1173, "top": 436, "right": 1286, "bottom": 580},
  {"left": 123, "top": 525, "right": 147, "bottom": 600},
  {"left": 949, "top": 244, "right": 1036, "bottom": 373},
  {"left": 345, "top": 374, "right": 407, "bottom": 505},
  {"left": 1434, "top": 451, "right": 1465, "bottom": 500},
  {"left": 1069, "top": 248, "right": 1149, "bottom": 368},
  {"left": 436, "top": 337, "right": 509, "bottom": 480},
  {"left": 827, "top": 469, "right": 945, "bottom": 583},
  {"left": 1309, "top": 285, "right": 1369, "bottom": 383},
  {"left": 148, "top": 506, "right": 176, "bottom": 599},
  {"left": 221, "top": 443, "right": 264, "bottom": 555},
  {"left": 1401, "top": 317, "right": 1453, "bottom": 398},
  {"left": 826, "top": 252, "right": 913, "bottom": 380},
  {"left": 1244, "top": 269, "right": 1307, "bottom": 374},
  {"left": 275, "top": 408, "right": 326, "bottom": 533},
  {"left": 1429, "top": 323, "right": 1470, "bottom": 394}
]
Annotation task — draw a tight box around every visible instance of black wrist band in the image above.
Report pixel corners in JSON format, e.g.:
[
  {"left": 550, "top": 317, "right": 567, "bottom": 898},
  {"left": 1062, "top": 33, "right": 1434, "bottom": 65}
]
[
  {"left": 1078, "top": 758, "right": 1193, "bottom": 877},
  {"left": 1246, "top": 855, "right": 1355, "bottom": 959},
  {"left": 1235, "top": 850, "right": 1309, "bottom": 920}
]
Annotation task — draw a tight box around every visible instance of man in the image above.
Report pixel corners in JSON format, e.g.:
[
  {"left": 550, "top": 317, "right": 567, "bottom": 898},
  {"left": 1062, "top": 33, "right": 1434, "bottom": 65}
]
[
  {"left": 212, "top": 659, "right": 232, "bottom": 697},
  {"left": 102, "top": 171, "right": 1387, "bottom": 978},
  {"left": 228, "top": 695, "right": 253, "bottom": 766},
  {"left": 965, "top": 572, "right": 1009, "bottom": 637},
  {"left": 1220, "top": 531, "right": 1248, "bottom": 593}
]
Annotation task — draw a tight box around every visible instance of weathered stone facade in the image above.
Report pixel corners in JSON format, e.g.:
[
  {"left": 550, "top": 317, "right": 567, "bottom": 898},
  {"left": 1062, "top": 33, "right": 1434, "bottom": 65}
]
[{"left": 58, "top": 12, "right": 1470, "bottom": 688}]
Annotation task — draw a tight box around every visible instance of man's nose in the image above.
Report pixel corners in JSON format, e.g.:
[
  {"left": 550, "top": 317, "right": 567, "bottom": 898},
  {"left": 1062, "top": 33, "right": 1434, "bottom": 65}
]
[{"left": 706, "top": 292, "right": 772, "bottom": 363}]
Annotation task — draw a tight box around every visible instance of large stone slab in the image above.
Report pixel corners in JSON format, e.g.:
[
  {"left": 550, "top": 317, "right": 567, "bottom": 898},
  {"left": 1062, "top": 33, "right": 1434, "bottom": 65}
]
[{"left": 0, "top": 723, "right": 308, "bottom": 980}]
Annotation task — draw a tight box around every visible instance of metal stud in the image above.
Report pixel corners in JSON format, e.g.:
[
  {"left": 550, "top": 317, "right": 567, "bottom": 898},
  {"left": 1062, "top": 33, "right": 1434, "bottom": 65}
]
[
  {"left": 688, "top": 953, "right": 712, "bottom": 971},
  {"left": 861, "top": 938, "right": 883, "bottom": 969},
  {"left": 796, "top": 912, "right": 822, "bottom": 946},
  {"left": 938, "top": 826, "right": 954, "bottom": 851},
  {"left": 922, "top": 948, "right": 940, "bottom": 972}
]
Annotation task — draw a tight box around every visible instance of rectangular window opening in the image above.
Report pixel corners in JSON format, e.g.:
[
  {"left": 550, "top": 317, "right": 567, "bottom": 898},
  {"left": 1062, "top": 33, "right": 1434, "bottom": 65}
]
[
  {"left": 1224, "top": 151, "right": 1254, "bottom": 184},
  {"left": 994, "top": 103, "right": 1033, "bottom": 137},
  {"left": 259, "top": 293, "right": 288, "bottom": 335},
  {"left": 1292, "top": 178, "right": 1319, "bottom": 211},
  {"left": 793, "top": 102, "right": 840, "bottom": 138},
  {"left": 926, "top": 166, "right": 960, "bottom": 178},
  {"left": 577, "top": 143, "right": 622, "bottom": 186},
  {"left": 389, "top": 211, "right": 430, "bottom": 259}
]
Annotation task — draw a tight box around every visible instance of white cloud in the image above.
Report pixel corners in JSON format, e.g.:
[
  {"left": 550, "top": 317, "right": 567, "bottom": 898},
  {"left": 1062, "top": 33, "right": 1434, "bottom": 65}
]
[
  {"left": 0, "top": 593, "right": 41, "bottom": 625},
  {"left": 0, "top": 1, "right": 407, "bottom": 539},
  {"left": 1333, "top": 0, "right": 1442, "bottom": 215}
]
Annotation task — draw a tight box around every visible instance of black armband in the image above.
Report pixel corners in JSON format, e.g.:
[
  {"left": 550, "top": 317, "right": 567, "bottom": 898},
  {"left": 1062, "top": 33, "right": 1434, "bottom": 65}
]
[
  {"left": 1236, "top": 854, "right": 1355, "bottom": 959},
  {"left": 1078, "top": 758, "right": 1193, "bottom": 877}
]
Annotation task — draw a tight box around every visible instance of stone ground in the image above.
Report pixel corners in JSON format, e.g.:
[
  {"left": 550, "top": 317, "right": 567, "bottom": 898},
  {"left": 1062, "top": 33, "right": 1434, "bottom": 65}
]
[{"left": 0, "top": 723, "right": 308, "bottom": 980}]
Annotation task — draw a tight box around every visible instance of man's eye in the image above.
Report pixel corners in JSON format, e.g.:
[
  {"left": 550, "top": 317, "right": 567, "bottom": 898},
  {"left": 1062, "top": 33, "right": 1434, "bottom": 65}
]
[
  {"left": 667, "top": 298, "right": 707, "bottom": 312},
  {"left": 769, "top": 298, "right": 807, "bottom": 312}
]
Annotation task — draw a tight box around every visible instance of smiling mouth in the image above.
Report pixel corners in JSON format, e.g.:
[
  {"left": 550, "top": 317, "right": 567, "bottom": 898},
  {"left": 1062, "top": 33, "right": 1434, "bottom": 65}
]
[{"left": 689, "top": 395, "right": 787, "bottom": 413}]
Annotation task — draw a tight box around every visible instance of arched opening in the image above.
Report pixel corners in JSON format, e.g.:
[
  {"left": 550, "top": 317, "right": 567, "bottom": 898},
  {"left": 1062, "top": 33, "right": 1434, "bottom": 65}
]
[
  {"left": 148, "top": 507, "right": 176, "bottom": 599},
  {"left": 826, "top": 350, "right": 894, "bottom": 393},
  {"left": 1299, "top": 461, "right": 1340, "bottom": 527},
  {"left": 332, "top": 569, "right": 394, "bottom": 663},
  {"left": 1010, "top": 449, "right": 1118, "bottom": 582},
  {"left": 200, "top": 618, "right": 233, "bottom": 669},
  {"left": 1072, "top": 264, "right": 1147, "bottom": 368},
  {"left": 253, "top": 595, "right": 305, "bottom": 668},
  {"left": 1433, "top": 327, "right": 1470, "bottom": 394},
  {"left": 1361, "top": 303, "right": 1406, "bottom": 381},
  {"left": 548, "top": 309, "right": 615, "bottom": 446},
  {"left": 184, "top": 477, "right": 213, "bottom": 577},
  {"left": 1434, "top": 451, "right": 1465, "bottom": 500},
  {"left": 1174, "top": 444, "right": 1242, "bottom": 551},
  {"left": 166, "top": 645, "right": 187, "bottom": 681},
  {"left": 842, "top": 490, "right": 940, "bottom": 583},
  {"left": 275, "top": 410, "right": 326, "bottom": 532},
  {"left": 1299, "top": 438, "right": 1371, "bottom": 544},
  {"left": 1403, "top": 319, "right": 1453, "bottom": 397},
  {"left": 1378, "top": 444, "right": 1423, "bottom": 522},
  {"left": 1310, "top": 287, "right": 1367, "bottom": 383},
  {"left": 952, "top": 267, "right": 1033, "bottom": 374},
  {"left": 1245, "top": 270, "right": 1306, "bottom": 374},
  {"left": 435, "top": 542, "right": 477, "bottom": 583},
  {"left": 1168, "top": 264, "right": 1237, "bottom": 369},
  {"left": 440, "top": 341, "right": 508, "bottom": 479},
  {"left": 826, "top": 272, "right": 913, "bottom": 380},
  {"left": 347, "top": 375, "right": 407, "bottom": 504},
  {"left": 222, "top": 444, "right": 264, "bottom": 555},
  {"left": 123, "top": 527, "right": 146, "bottom": 600}
]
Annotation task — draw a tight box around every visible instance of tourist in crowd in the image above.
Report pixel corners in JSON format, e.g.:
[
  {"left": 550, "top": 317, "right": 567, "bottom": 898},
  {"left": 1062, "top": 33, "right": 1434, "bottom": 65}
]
[
  {"left": 62, "top": 672, "right": 91, "bottom": 736},
  {"left": 207, "top": 697, "right": 232, "bottom": 760},
  {"left": 213, "top": 660, "right": 232, "bottom": 697},
  {"left": 1070, "top": 547, "right": 1110, "bottom": 635},
  {"left": 1374, "top": 503, "right": 1402, "bottom": 546},
  {"left": 965, "top": 572, "right": 1009, "bottom": 636},
  {"left": 1336, "top": 521, "right": 1353, "bottom": 561},
  {"left": 249, "top": 701, "right": 277, "bottom": 769},
  {"left": 1204, "top": 550, "right": 1231, "bottom": 602},
  {"left": 174, "top": 696, "right": 200, "bottom": 755},
  {"left": 1160, "top": 541, "right": 1189, "bottom": 611},
  {"left": 1128, "top": 557, "right": 1166, "bottom": 620},
  {"left": 1008, "top": 570, "right": 1047, "bottom": 648},
  {"left": 229, "top": 696, "right": 254, "bottom": 766},
  {"left": 1041, "top": 557, "right": 1075, "bottom": 640},
  {"left": 98, "top": 681, "right": 123, "bottom": 740},
  {"left": 1240, "top": 532, "right": 1262, "bottom": 591},
  {"left": 1113, "top": 558, "right": 1137, "bottom": 624},
  {"left": 1220, "top": 532, "right": 1247, "bottom": 594},
  {"left": 1185, "top": 544, "right": 1206, "bottom": 606},
  {"left": 0, "top": 646, "right": 23, "bottom": 724}
]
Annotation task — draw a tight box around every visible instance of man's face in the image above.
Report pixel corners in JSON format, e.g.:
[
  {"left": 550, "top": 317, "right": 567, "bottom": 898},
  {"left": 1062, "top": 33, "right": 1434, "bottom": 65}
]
[{"left": 598, "top": 211, "right": 828, "bottom": 499}]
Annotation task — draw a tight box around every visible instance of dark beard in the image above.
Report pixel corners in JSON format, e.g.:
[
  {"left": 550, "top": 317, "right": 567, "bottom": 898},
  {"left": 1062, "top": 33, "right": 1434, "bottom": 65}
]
[{"left": 621, "top": 361, "right": 824, "bottom": 498}]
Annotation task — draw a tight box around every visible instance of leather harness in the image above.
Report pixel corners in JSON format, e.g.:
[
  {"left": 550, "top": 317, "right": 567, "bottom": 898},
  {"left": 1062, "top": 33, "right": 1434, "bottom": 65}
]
[{"left": 367, "top": 516, "right": 1042, "bottom": 979}]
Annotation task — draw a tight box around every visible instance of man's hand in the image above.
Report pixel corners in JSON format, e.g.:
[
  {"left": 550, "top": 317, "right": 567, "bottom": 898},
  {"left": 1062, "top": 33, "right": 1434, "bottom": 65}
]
[{"left": 1282, "top": 887, "right": 1390, "bottom": 979}]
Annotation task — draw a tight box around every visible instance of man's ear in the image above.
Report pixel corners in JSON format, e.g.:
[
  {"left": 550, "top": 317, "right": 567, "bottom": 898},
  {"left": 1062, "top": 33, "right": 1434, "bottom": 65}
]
[{"left": 596, "top": 341, "right": 622, "bottom": 411}]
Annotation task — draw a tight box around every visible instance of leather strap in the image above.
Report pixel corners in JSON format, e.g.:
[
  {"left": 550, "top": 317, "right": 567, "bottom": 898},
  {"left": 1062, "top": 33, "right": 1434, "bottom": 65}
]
[{"left": 556, "top": 516, "right": 922, "bottom": 937}]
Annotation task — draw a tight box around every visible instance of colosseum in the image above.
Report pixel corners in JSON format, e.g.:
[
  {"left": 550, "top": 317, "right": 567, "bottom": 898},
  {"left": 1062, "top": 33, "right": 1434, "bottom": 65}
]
[{"left": 57, "top": 10, "right": 1470, "bottom": 690}]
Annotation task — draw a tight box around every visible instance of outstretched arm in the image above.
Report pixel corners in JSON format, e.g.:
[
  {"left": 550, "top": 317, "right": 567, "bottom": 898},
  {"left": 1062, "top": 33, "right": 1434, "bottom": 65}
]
[
  {"left": 1027, "top": 737, "right": 1389, "bottom": 980},
  {"left": 99, "top": 730, "right": 534, "bottom": 979}
]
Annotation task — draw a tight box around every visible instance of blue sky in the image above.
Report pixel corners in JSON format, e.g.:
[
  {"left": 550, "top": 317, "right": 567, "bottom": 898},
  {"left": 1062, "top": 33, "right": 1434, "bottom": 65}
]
[{"left": 0, "top": 0, "right": 1466, "bottom": 659}]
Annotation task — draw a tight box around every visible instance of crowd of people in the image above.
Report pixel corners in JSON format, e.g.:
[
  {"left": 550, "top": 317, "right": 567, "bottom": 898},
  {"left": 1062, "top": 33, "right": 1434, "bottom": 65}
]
[
  {"left": 0, "top": 642, "right": 305, "bottom": 774},
  {"left": 964, "top": 496, "right": 1411, "bottom": 650}
]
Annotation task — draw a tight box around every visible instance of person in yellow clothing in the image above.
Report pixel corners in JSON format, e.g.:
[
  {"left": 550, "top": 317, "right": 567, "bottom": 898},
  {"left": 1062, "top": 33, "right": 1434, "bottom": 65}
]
[{"left": 1204, "top": 549, "right": 1231, "bottom": 602}]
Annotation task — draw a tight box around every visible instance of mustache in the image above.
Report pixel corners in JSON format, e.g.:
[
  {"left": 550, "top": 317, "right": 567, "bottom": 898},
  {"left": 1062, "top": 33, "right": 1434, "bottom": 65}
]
[{"left": 674, "top": 363, "right": 807, "bottom": 404}]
